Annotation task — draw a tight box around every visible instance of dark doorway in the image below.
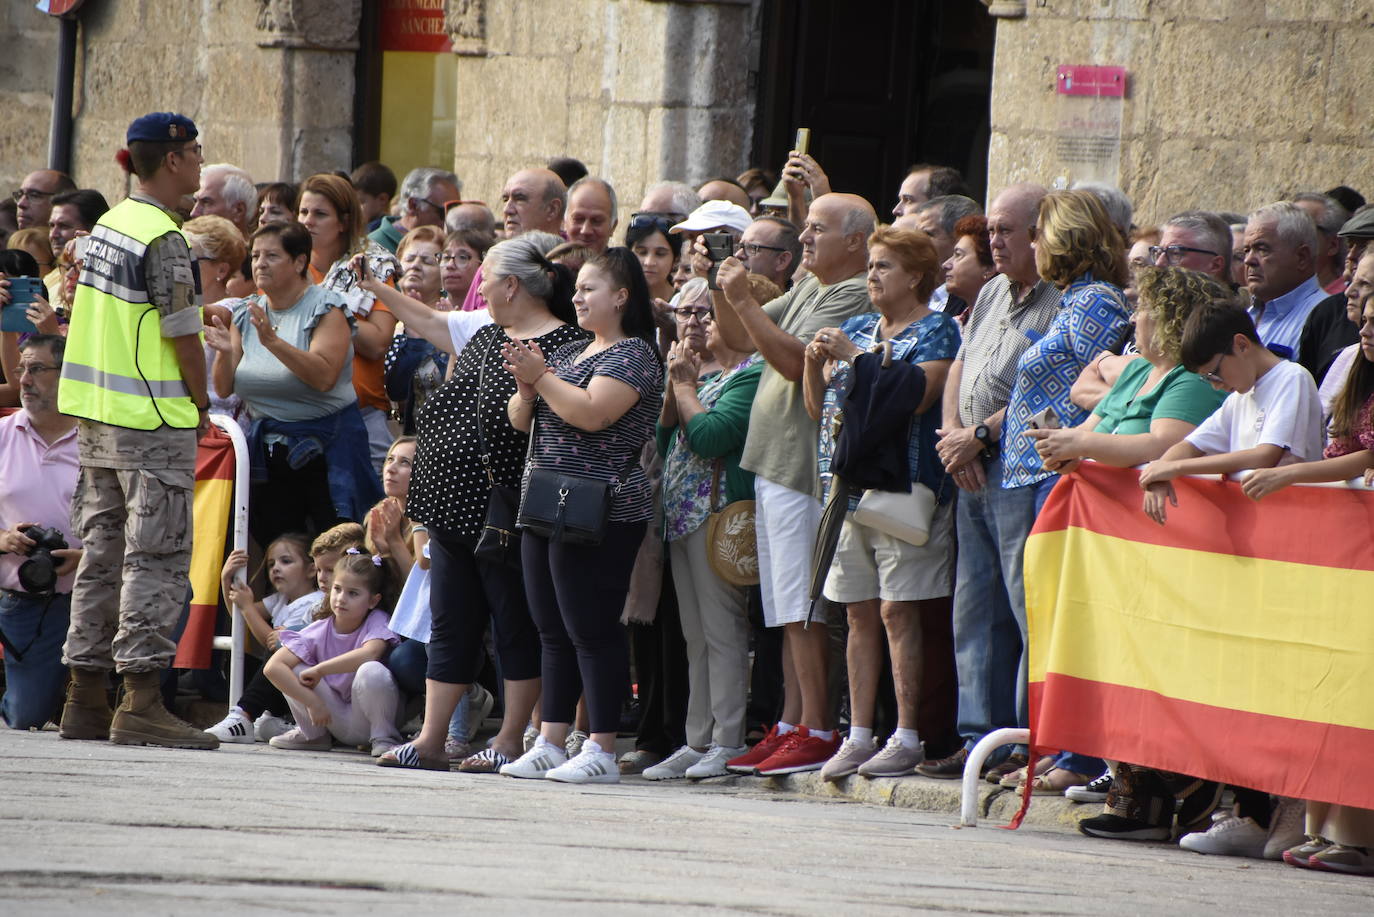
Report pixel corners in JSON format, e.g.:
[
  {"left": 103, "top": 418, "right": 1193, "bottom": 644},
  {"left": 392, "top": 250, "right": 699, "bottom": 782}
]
[{"left": 753, "top": 1, "right": 995, "bottom": 211}]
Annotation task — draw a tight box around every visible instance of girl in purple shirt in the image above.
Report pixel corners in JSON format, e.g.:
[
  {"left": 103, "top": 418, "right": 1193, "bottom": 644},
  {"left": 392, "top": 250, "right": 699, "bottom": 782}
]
[{"left": 264, "top": 552, "right": 402, "bottom": 756}]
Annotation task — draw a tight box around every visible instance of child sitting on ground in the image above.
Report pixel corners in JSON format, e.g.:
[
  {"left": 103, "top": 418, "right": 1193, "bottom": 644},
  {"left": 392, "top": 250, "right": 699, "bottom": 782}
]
[
  {"left": 1137, "top": 302, "right": 1322, "bottom": 861},
  {"left": 206, "top": 525, "right": 364, "bottom": 743},
  {"left": 264, "top": 551, "right": 403, "bottom": 756},
  {"left": 206, "top": 534, "right": 321, "bottom": 743}
]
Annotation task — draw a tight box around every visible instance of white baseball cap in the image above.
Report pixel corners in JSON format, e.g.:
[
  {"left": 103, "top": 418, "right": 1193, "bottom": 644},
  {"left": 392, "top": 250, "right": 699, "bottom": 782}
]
[{"left": 670, "top": 200, "right": 753, "bottom": 235}]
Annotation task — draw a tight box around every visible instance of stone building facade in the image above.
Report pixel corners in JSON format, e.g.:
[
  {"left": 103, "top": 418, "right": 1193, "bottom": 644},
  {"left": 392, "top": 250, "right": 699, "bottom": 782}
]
[
  {"left": 985, "top": 0, "right": 1374, "bottom": 224},
  {"left": 2, "top": 0, "right": 1372, "bottom": 229}
]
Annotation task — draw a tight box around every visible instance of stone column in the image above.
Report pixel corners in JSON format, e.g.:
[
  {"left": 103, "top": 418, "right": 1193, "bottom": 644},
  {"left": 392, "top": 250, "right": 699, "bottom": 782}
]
[{"left": 445, "top": 0, "right": 760, "bottom": 222}]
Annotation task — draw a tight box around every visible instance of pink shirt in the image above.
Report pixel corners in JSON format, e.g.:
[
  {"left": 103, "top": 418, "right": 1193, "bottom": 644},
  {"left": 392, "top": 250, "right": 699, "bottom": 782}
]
[
  {"left": 459, "top": 264, "right": 489, "bottom": 312},
  {"left": 0, "top": 410, "right": 81, "bottom": 593},
  {"left": 279, "top": 609, "right": 398, "bottom": 702}
]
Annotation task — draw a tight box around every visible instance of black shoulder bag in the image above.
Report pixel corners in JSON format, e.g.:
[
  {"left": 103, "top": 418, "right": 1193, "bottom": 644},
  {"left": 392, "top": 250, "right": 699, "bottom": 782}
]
[
  {"left": 516, "top": 353, "right": 638, "bottom": 546},
  {"left": 472, "top": 333, "right": 523, "bottom": 569}
]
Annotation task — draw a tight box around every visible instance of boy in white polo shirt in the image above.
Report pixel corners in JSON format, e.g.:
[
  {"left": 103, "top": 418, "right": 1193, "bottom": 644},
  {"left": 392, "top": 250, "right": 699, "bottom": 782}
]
[
  {"left": 1134, "top": 300, "right": 1318, "bottom": 860},
  {"left": 1138, "top": 301, "right": 1323, "bottom": 525}
]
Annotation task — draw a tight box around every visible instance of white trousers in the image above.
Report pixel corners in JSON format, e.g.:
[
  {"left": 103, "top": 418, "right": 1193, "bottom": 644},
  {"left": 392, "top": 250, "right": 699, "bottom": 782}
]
[{"left": 285, "top": 660, "right": 402, "bottom": 746}]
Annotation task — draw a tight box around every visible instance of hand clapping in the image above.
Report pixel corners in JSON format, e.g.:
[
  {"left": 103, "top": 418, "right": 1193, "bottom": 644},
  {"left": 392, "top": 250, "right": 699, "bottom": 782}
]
[{"left": 501, "top": 338, "right": 548, "bottom": 385}]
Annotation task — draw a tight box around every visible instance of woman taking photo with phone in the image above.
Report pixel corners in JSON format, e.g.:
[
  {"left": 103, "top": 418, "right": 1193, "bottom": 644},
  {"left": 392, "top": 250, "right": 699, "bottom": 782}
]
[{"left": 498, "top": 247, "right": 663, "bottom": 785}]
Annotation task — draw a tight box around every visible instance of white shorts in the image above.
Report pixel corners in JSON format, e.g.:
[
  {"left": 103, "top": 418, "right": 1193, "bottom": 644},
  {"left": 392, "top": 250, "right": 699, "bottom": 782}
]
[
  {"left": 822, "top": 498, "right": 954, "bottom": 604},
  {"left": 755, "top": 477, "right": 822, "bottom": 627}
]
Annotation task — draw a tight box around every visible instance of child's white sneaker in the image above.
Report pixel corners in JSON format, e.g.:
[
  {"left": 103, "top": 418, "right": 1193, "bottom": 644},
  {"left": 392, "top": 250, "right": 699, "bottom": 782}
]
[
  {"left": 253, "top": 712, "right": 291, "bottom": 742},
  {"left": 500, "top": 736, "right": 567, "bottom": 779},
  {"left": 206, "top": 707, "right": 255, "bottom": 744},
  {"left": 546, "top": 739, "right": 619, "bottom": 784}
]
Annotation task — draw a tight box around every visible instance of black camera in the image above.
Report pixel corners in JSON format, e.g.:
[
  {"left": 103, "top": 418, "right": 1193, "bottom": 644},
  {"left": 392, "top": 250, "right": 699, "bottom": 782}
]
[{"left": 18, "top": 525, "right": 68, "bottom": 595}]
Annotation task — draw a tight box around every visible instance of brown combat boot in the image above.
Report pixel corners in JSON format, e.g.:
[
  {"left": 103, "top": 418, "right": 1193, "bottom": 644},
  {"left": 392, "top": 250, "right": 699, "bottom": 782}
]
[
  {"left": 109, "top": 670, "right": 219, "bottom": 749},
  {"left": 58, "top": 667, "right": 114, "bottom": 740}
]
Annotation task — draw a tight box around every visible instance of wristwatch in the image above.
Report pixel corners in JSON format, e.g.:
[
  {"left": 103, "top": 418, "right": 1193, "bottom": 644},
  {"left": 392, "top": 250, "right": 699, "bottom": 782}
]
[{"left": 973, "top": 423, "right": 998, "bottom": 458}]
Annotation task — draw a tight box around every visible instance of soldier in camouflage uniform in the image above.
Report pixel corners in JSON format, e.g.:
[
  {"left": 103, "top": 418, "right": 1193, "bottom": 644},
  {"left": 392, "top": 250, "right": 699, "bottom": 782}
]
[{"left": 57, "top": 112, "right": 218, "bottom": 749}]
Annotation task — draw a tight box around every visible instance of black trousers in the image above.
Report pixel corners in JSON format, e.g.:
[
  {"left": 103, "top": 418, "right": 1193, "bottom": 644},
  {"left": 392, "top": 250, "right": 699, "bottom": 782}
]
[
  {"left": 427, "top": 529, "right": 539, "bottom": 685},
  {"left": 522, "top": 522, "right": 644, "bottom": 735},
  {"left": 249, "top": 448, "right": 344, "bottom": 551},
  {"left": 631, "top": 556, "right": 688, "bottom": 756}
]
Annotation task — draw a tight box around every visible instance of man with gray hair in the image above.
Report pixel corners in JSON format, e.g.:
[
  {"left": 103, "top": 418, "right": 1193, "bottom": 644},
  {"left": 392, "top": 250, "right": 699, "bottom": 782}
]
[
  {"left": 1242, "top": 200, "right": 1324, "bottom": 359},
  {"left": 1291, "top": 191, "right": 1351, "bottom": 294},
  {"left": 920, "top": 182, "right": 1064, "bottom": 780},
  {"left": 457, "top": 167, "right": 566, "bottom": 312},
  {"left": 908, "top": 194, "right": 981, "bottom": 312},
  {"left": 711, "top": 193, "right": 877, "bottom": 778},
  {"left": 564, "top": 177, "right": 618, "bottom": 254},
  {"left": 190, "top": 163, "right": 255, "bottom": 236},
  {"left": 1150, "top": 210, "right": 1233, "bottom": 282},
  {"left": 368, "top": 166, "right": 462, "bottom": 253}
]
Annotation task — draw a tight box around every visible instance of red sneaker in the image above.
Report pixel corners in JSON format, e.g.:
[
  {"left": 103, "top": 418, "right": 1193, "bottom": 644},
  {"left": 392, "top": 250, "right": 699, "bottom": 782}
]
[
  {"left": 725, "top": 724, "right": 790, "bottom": 774},
  {"left": 756, "top": 726, "right": 840, "bottom": 776}
]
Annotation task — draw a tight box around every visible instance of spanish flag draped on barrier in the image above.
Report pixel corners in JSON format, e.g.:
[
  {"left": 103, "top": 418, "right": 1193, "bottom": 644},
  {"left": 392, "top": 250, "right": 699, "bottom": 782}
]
[
  {"left": 171, "top": 424, "right": 235, "bottom": 669},
  {"left": 1025, "top": 461, "right": 1374, "bottom": 811}
]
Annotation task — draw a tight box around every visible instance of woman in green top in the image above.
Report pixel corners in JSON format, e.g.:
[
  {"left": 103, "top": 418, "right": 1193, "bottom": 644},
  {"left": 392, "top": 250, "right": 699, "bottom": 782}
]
[
  {"left": 647, "top": 276, "right": 771, "bottom": 781},
  {"left": 1026, "top": 266, "right": 1230, "bottom": 474}
]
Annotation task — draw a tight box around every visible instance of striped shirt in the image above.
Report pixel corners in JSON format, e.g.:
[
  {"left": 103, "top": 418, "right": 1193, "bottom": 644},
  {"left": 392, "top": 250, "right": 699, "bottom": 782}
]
[
  {"left": 955, "top": 273, "right": 1063, "bottom": 427},
  {"left": 528, "top": 337, "right": 664, "bottom": 523}
]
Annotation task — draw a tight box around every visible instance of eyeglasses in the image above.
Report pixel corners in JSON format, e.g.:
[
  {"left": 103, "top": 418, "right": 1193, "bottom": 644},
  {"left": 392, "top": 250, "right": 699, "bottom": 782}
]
[
  {"left": 671, "top": 305, "right": 712, "bottom": 321},
  {"left": 17, "top": 362, "right": 60, "bottom": 377},
  {"left": 1148, "top": 244, "right": 1219, "bottom": 265},
  {"left": 438, "top": 251, "right": 476, "bottom": 266},
  {"left": 1200, "top": 353, "right": 1229, "bottom": 385},
  {"left": 173, "top": 143, "right": 203, "bottom": 158},
  {"left": 628, "top": 212, "right": 682, "bottom": 235},
  {"left": 738, "top": 242, "right": 786, "bottom": 258},
  {"left": 11, "top": 188, "right": 55, "bottom": 203},
  {"left": 413, "top": 197, "right": 446, "bottom": 215}
]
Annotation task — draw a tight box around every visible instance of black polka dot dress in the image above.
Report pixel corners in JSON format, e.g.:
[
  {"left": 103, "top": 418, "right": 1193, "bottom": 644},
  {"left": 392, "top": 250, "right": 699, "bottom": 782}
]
[{"left": 408, "top": 321, "right": 588, "bottom": 540}]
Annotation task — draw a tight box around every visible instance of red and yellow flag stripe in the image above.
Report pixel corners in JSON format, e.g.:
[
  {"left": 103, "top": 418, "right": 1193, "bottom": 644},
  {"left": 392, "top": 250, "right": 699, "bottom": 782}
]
[
  {"left": 1026, "top": 461, "right": 1374, "bottom": 809},
  {"left": 172, "top": 425, "right": 235, "bottom": 670}
]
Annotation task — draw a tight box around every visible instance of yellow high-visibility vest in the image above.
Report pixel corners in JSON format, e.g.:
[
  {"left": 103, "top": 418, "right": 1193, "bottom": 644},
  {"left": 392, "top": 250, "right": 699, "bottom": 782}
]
[{"left": 59, "top": 197, "right": 199, "bottom": 430}]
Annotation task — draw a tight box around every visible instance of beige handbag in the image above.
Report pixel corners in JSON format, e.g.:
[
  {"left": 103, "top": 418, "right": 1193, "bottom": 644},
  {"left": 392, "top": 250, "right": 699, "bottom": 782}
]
[
  {"left": 852, "top": 482, "right": 937, "bottom": 547},
  {"left": 704, "top": 461, "right": 759, "bottom": 587}
]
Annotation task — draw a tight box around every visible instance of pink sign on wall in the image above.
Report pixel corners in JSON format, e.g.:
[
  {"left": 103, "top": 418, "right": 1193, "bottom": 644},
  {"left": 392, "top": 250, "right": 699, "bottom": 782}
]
[{"left": 1056, "top": 65, "right": 1127, "bottom": 97}]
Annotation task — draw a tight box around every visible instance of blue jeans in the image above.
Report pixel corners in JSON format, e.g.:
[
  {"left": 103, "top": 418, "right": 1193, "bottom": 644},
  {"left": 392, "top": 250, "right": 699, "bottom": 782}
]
[
  {"left": 386, "top": 638, "right": 471, "bottom": 742},
  {"left": 952, "top": 457, "right": 1056, "bottom": 752},
  {"left": 0, "top": 591, "right": 72, "bottom": 729}
]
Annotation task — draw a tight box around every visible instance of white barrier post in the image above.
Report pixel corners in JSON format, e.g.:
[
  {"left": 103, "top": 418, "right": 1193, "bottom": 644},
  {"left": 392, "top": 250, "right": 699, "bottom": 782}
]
[
  {"left": 208, "top": 416, "right": 250, "bottom": 709},
  {"left": 959, "top": 727, "right": 1031, "bottom": 827}
]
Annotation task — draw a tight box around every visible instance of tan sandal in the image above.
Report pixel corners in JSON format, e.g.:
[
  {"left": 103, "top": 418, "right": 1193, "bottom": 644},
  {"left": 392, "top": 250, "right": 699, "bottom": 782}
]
[
  {"left": 999, "top": 754, "right": 1054, "bottom": 788},
  {"left": 1029, "top": 767, "right": 1094, "bottom": 796}
]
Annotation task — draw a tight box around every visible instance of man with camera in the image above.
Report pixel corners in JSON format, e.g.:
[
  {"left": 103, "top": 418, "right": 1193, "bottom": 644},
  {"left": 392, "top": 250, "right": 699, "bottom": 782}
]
[{"left": 0, "top": 334, "right": 81, "bottom": 729}]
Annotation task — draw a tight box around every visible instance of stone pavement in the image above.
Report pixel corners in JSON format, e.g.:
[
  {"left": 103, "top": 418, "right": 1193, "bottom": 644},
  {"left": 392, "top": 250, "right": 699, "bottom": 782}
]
[{"left": 2, "top": 728, "right": 1370, "bottom": 915}]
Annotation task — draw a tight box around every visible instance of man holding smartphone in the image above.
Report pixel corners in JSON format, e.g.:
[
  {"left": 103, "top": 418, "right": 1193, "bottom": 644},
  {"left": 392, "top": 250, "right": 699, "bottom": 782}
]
[
  {"left": 710, "top": 191, "right": 877, "bottom": 777},
  {"left": 56, "top": 112, "right": 217, "bottom": 750}
]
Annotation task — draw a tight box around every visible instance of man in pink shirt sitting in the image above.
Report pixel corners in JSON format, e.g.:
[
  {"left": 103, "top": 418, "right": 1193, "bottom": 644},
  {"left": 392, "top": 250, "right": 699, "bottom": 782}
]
[{"left": 0, "top": 333, "right": 82, "bottom": 729}]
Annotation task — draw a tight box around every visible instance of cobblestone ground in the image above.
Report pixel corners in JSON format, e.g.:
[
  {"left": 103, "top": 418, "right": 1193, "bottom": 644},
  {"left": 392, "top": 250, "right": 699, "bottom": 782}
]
[{"left": 1, "top": 729, "right": 1369, "bottom": 915}]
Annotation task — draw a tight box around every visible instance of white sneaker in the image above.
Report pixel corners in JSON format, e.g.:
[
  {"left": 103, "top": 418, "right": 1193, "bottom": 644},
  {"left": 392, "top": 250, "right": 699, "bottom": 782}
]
[
  {"left": 206, "top": 708, "right": 255, "bottom": 744},
  {"left": 641, "top": 745, "right": 705, "bottom": 781},
  {"left": 500, "top": 736, "right": 567, "bottom": 779},
  {"left": 253, "top": 712, "right": 291, "bottom": 742},
  {"left": 685, "top": 744, "right": 748, "bottom": 779},
  {"left": 546, "top": 739, "right": 619, "bottom": 784},
  {"left": 1263, "top": 797, "right": 1306, "bottom": 860},
  {"left": 819, "top": 736, "right": 878, "bottom": 781},
  {"left": 1178, "top": 814, "right": 1268, "bottom": 858}
]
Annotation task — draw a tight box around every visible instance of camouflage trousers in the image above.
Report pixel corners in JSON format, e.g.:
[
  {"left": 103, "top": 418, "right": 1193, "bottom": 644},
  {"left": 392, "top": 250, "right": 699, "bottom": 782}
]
[{"left": 61, "top": 465, "right": 194, "bottom": 674}]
